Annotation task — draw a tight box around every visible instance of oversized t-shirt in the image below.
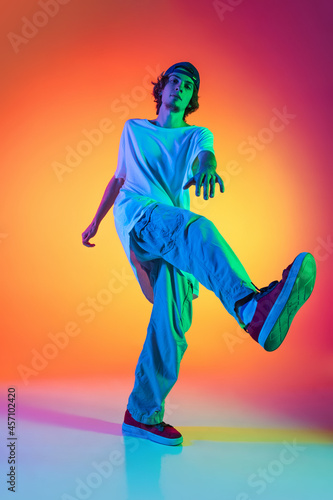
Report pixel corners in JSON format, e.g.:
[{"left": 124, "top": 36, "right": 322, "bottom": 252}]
[{"left": 113, "top": 118, "right": 215, "bottom": 303}]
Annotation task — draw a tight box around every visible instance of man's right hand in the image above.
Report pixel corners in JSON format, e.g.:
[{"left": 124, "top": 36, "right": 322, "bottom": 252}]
[{"left": 82, "top": 221, "right": 99, "bottom": 247}]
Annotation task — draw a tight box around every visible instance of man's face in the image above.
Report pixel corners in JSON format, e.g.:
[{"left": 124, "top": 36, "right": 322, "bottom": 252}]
[{"left": 161, "top": 72, "right": 194, "bottom": 113}]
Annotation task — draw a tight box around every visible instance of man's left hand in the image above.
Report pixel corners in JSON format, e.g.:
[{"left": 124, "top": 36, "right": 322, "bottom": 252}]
[{"left": 183, "top": 168, "right": 224, "bottom": 200}]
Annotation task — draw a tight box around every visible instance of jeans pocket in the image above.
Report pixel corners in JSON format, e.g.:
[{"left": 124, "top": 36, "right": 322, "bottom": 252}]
[
  {"left": 135, "top": 204, "right": 185, "bottom": 256},
  {"left": 134, "top": 203, "right": 159, "bottom": 238}
]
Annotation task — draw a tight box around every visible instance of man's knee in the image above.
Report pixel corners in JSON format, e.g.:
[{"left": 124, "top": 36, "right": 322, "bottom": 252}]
[{"left": 185, "top": 214, "right": 217, "bottom": 239}]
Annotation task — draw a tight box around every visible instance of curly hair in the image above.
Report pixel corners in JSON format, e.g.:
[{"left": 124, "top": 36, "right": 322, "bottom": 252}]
[{"left": 151, "top": 72, "right": 199, "bottom": 121}]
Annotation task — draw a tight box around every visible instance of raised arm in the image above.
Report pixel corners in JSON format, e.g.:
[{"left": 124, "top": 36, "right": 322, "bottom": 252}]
[{"left": 82, "top": 175, "right": 124, "bottom": 247}]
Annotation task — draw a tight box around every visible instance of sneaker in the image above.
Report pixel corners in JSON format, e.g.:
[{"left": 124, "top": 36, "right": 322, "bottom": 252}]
[
  {"left": 236, "top": 252, "right": 316, "bottom": 351},
  {"left": 122, "top": 409, "right": 183, "bottom": 446}
]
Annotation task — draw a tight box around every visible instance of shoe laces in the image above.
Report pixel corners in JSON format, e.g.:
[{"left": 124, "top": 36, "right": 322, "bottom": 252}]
[
  {"left": 251, "top": 280, "right": 279, "bottom": 297},
  {"left": 251, "top": 260, "right": 292, "bottom": 298},
  {"left": 155, "top": 421, "right": 170, "bottom": 432}
]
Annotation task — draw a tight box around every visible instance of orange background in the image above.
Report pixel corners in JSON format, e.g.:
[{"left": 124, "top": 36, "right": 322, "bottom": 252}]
[{"left": 1, "top": 0, "right": 332, "bottom": 412}]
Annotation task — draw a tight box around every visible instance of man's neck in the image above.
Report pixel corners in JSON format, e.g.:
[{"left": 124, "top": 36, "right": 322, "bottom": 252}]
[{"left": 153, "top": 108, "right": 188, "bottom": 128}]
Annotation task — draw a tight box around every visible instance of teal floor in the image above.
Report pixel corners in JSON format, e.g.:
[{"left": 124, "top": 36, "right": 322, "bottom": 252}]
[{"left": 1, "top": 378, "right": 332, "bottom": 500}]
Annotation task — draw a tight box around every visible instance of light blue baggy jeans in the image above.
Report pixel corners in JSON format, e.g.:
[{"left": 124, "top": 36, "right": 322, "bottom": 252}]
[{"left": 126, "top": 203, "right": 257, "bottom": 425}]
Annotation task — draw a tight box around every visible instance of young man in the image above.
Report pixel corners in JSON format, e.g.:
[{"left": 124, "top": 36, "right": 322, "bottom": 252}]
[{"left": 82, "top": 62, "right": 316, "bottom": 446}]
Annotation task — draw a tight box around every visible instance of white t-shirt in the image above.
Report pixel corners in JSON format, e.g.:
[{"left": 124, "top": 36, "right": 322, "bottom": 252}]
[{"left": 113, "top": 118, "right": 215, "bottom": 302}]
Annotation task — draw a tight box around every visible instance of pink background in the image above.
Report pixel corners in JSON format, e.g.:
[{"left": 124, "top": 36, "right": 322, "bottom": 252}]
[{"left": 1, "top": 0, "right": 332, "bottom": 430}]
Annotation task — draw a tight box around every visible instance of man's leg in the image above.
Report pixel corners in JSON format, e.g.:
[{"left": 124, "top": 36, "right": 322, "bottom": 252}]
[
  {"left": 130, "top": 203, "right": 257, "bottom": 325},
  {"left": 126, "top": 259, "right": 193, "bottom": 425},
  {"left": 130, "top": 202, "right": 316, "bottom": 351}
]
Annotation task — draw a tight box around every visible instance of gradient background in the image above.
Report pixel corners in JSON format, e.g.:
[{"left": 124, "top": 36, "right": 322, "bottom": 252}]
[{"left": 1, "top": 0, "right": 332, "bottom": 436}]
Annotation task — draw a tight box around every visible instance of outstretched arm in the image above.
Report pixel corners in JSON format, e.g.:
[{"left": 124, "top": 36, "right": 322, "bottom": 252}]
[
  {"left": 183, "top": 150, "right": 224, "bottom": 200},
  {"left": 82, "top": 175, "right": 124, "bottom": 247}
]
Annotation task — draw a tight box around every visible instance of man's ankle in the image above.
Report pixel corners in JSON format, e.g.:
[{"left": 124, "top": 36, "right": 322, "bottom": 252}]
[{"left": 235, "top": 291, "right": 257, "bottom": 326}]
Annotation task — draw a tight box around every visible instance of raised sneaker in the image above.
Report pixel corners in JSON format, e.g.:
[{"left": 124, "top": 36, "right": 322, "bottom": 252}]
[
  {"left": 122, "top": 409, "right": 183, "bottom": 446},
  {"left": 235, "top": 252, "right": 316, "bottom": 351}
]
